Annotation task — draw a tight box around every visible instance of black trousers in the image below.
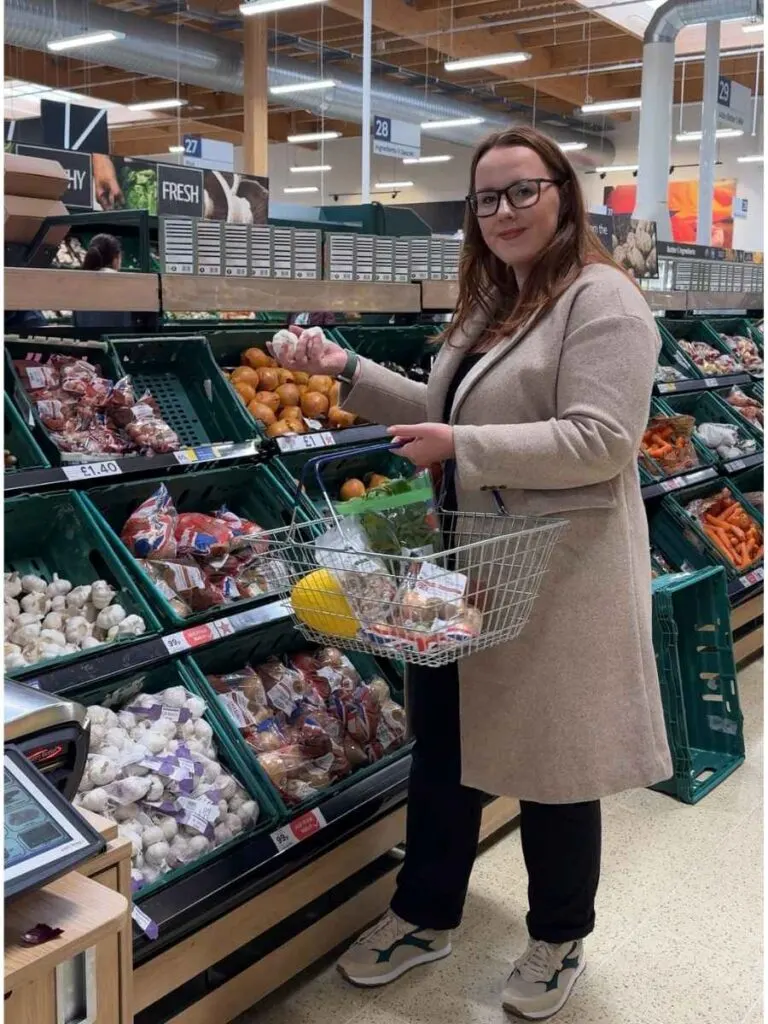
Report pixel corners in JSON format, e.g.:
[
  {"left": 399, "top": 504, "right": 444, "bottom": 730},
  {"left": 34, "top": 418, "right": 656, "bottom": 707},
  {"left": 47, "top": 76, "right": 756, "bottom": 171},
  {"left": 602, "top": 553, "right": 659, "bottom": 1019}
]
[{"left": 390, "top": 664, "right": 602, "bottom": 943}]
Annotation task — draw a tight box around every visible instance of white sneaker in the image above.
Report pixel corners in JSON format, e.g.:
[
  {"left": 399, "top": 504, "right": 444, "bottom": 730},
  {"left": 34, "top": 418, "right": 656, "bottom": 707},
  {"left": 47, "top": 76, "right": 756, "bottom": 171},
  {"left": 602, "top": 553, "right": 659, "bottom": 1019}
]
[
  {"left": 502, "top": 938, "right": 585, "bottom": 1020},
  {"left": 337, "top": 909, "right": 452, "bottom": 987}
]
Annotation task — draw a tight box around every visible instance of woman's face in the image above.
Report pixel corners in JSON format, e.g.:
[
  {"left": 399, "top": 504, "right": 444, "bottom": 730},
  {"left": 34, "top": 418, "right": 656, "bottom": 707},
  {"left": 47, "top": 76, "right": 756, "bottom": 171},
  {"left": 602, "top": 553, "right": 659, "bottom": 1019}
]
[{"left": 473, "top": 145, "right": 562, "bottom": 272}]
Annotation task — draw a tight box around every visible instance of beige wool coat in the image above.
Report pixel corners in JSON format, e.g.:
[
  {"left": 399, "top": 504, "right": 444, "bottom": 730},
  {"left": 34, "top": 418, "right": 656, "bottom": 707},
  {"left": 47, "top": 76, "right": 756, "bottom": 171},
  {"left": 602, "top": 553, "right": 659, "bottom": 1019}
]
[{"left": 343, "top": 263, "right": 673, "bottom": 804}]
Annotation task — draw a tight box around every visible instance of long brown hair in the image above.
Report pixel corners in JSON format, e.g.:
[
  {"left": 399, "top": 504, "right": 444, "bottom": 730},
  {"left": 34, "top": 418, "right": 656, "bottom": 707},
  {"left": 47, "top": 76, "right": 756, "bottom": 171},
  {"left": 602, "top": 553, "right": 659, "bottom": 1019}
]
[{"left": 447, "top": 125, "right": 623, "bottom": 345}]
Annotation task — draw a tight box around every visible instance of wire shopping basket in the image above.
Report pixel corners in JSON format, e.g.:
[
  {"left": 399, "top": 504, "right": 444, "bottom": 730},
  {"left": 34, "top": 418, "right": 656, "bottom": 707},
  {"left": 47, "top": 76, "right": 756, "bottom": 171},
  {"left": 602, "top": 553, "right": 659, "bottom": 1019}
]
[{"left": 272, "top": 443, "right": 568, "bottom": 667}]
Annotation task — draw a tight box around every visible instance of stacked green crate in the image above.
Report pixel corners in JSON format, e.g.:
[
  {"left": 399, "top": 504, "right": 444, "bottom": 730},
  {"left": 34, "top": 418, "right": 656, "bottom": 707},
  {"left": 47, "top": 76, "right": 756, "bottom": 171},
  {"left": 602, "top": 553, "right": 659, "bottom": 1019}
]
[
  {"left": 704, "top": 316, "right": 764, "bottom": 368},
  {"left": 330, "top": 324, "right": 439, "bottom": 378},
  {"left": 660, "top": 318, "right": 743, "bottom": 379},
  {"left": 650, "top": 477, "right": 764, "bottom": 579},
  {"left": 651, "top": 567, "right": 745, "bottom": 803},
  {"left": 657, "top": 391, "right": 762, "bottom": 468},
  {"left": 717, "top": 381, "right": 764, "bottom": 438},
  {"left": 5, "top": 490, "right": 161, "bottom": 678},
  {"left": 186, "top": 622, "right": 409, "bottom": 822},
  {"left": 4, "top": 393, "right": 50, "bottom": 471},
  {"left": 69, "top": 660, "right": 281, "bottom": 899},
  {"left": 655, "top": 322, "right": 701, "bottom": 385},
  {"left": 80, "top": 462, "right": 305, "bottom": 628},
  {"left": 109, "top": 335, "right": 252, "bottom": 448}
]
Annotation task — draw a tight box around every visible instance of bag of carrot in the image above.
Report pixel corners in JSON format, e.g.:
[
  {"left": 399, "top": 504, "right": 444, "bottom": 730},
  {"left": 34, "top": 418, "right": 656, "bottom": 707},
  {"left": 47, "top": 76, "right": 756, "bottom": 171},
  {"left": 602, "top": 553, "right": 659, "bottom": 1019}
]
[
  {"left": 684, "top": 488, "right": 764, "bottom": 572},
  {"left": 640, "top": 414, "right": 701, "bottom": 478}
]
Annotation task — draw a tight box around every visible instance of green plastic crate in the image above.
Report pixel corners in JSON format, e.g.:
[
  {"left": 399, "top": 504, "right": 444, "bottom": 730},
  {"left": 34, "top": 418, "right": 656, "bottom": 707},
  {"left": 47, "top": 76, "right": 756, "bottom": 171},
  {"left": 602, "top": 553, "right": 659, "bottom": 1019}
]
[
  {"left": 660, "top": 318, "right": 742, "bottom": 379},
  {"left": 4, "top": 337, "right": 125, "bottom": 466},
  {"left": 80, "top": 462, "right": 305, "bottom": 628},
  {"left": 186, "top": 621, "right": 409, "bottom": 821},
  {"left": 650, "top": 477, "right": 764, "bottom": 580},
  {"left": 109, "top": 334, "right": 251, "bottom": 447},
  {"left": 651, "top": 567, "right": 745, "bottom": 803},
  {"left": 730, "top": 465, "right": 763, "bottom": 514},
  {"left": 657, "top": 391, "right": 763, "bottom": 466},
  {"left": 717, "top": 382, "right": 764, "bottom": 439},
  {"left": 656, "top": 321, "right": 707, "bottom": 379},
  {"left": 203, "top": 327, "right": 354, "bottom": 443},
  {"left": 4, "top": 490, "right": 161, "bottom": 679},
  {"left": 703, "top": 316, "right": 764, "bottom": 368},
  {"left": 4, "top": 393, "right": 50, "bottom": 471},
  {"left": 640, "top": 396, "right": 718, "bottom": 481},
  {"left": 68, "top": 659, "right": 281, "bottom": 901},
  {"left": 330, "top": 324, "right": 439, "bottom": 372}
]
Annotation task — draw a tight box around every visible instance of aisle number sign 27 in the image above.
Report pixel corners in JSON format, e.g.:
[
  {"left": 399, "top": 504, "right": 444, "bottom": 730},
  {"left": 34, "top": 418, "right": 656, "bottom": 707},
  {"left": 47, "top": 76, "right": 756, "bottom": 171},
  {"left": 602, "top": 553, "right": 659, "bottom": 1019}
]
[{"left": 372, "top": 116, "right": 420, "bottom": 160}]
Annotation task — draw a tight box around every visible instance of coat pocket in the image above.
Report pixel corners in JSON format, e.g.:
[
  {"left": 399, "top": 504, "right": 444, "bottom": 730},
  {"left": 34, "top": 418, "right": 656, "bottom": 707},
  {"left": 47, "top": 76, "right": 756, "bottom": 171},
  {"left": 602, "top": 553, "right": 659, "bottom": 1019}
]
[{"left": 517, "top": 480, "right": 617, "bottom": 516}]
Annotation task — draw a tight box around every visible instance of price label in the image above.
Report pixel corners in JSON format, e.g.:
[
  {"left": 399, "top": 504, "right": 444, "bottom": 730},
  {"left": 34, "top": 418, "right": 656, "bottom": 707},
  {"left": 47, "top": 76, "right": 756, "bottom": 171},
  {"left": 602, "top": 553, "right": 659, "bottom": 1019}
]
[
  {"left": 132, "top": 905, "right": 159, "bottom": 940},
  {"left": 704, "top": 378, "right": 718, "bottom": 388},
  {"left": 173, "top": 446, "right": 221, "bottom": 465},
  {"left": 228, "top": 600, "right": 292, "bottom": 633},
  {"left": 62, "top": 460, "right": 123, "bottom": 481},
  {"left": 276, "top": 432, "right": 335, "bottom": 453},
  {"left": 657, "top": 383, "right": 676, "bottom": 394},
  {"left": 162, "top": 631, "right": 190, "bottom": 655},
  {"left": 739, "top": 566, "right": 764, "bottom": 588},
  {"left": 727, "top": 459, "right": 747, "bottom": 473},
  {"left": 212, "top": 617, "right": 235, "bottom": 639},
  {"left": 270, "top": 808, "right": 327, "bottom": 852},
  {"left": 660, "top": 478, "right": 682, "bottom": 493}
]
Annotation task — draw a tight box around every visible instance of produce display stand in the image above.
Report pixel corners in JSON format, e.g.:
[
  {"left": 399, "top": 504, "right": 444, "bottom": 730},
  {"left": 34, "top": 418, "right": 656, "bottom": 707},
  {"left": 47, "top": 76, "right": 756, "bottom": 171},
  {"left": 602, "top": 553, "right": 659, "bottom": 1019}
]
[{"left": 3, "top": 264, "right": 762, "bottom": 1024}]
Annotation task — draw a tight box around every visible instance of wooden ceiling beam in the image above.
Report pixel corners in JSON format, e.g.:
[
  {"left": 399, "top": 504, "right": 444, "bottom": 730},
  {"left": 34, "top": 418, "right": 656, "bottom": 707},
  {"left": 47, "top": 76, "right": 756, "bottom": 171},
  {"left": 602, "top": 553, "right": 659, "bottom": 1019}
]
[{"left": 324, "top": 0, "right": 612, "bottom": 107}]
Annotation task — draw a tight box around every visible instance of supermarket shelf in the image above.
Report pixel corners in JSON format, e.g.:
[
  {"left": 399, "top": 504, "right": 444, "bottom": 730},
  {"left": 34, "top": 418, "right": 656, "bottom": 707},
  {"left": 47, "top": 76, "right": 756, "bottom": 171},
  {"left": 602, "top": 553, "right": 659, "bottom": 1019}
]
[
  {"left": 727, "top": 566, "right": 764, "bottom": 604},
  {"left": 420, "top": 280, "right": 458, "bottom": 311},
  {"left": 6, "top": 267, "right": 159, "bottom": 312},
  {"left": 734, "top": 623, "right": 764, "bottom": 664},
  {"left": 3, "top": 440, "right": 264, "bottom": 497},
  {"left": 656, "top": 372, "right": 753, "bottom": 396},
  {"left": 687, "top": 292, "right": 764, "bottom": 311},
  {"left": 18, "top": 599, "right": 293, "bottom": 695},
  {"left": 732, "top": 591, "right": 764, "bottom": 632},
  {"left": 643, "top": 291, "right": 689, "bottom": 312},
  {"left": 270, "top": 422, "right": 390, "bottom": 456},
  {"left": 132, "top": 753, "right": 413, "bottom": 965},
  {"left": 723, "top": 451, "right": 764, "bottom": 476},
  {"left": 161, "top": 275, "right": 422, "bottom": 314},
  {"left": 641, "top": 466, "right": 718, "bottom": 500}
]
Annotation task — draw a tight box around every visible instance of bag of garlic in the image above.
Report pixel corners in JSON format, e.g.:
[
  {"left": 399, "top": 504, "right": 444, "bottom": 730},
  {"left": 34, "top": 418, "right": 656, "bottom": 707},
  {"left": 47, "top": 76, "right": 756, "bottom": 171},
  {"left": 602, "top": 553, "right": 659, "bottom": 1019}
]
[{"left": 74, "top": 670, "right": 271, "bottom": 894}]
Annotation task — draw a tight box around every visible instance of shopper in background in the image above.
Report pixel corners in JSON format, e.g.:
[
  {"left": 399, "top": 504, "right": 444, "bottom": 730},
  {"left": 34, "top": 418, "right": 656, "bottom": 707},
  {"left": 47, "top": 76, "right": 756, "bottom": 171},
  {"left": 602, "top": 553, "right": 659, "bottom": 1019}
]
[
  {"left": 270, "top": 125, "right": 672, "bottom": 1021},
  {"left": 73, "top": 233, "right": 157, "bottom": 336}
]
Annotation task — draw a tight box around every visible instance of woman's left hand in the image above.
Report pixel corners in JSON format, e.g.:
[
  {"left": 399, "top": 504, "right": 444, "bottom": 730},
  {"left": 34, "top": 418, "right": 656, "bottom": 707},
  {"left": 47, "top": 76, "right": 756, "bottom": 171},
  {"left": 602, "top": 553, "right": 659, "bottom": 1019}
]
[{"left": 388, "top": 423, "right": 455, "bottom": 467}]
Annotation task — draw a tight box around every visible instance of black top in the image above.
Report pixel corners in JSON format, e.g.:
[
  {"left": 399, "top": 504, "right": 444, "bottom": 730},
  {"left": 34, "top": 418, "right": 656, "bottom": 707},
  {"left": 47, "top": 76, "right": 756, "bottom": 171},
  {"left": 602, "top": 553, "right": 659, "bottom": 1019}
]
[{"left": 441, "top": 353, "right": 483, "bottom": 512}]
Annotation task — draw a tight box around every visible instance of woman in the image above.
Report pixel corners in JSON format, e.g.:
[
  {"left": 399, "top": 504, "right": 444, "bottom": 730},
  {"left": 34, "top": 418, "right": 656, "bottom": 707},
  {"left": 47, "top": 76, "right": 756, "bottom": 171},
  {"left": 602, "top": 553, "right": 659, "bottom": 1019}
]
[
  {"left": 73, "top": 234, "right": 157, "bottom": 336},
  {"left": 271, "top": 126, "right": 672, "bottom": 1021}
]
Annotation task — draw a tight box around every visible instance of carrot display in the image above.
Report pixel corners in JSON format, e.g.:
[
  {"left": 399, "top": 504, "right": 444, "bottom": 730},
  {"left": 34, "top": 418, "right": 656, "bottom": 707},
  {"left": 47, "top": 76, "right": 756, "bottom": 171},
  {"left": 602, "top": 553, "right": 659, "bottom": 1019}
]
[
  {"left": 640, "top": 414, "right": 700, "bottom": 477},
  {"left": 686, "top": 488, "right": 764, "bottom": 571}
]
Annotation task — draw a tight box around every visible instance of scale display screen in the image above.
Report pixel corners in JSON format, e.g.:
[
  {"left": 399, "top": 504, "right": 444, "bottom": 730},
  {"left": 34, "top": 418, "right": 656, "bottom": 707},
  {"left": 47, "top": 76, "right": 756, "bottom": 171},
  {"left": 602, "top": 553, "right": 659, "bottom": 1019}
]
[{"left": 4, "top": 747, "right": 104, "bottom": 899}]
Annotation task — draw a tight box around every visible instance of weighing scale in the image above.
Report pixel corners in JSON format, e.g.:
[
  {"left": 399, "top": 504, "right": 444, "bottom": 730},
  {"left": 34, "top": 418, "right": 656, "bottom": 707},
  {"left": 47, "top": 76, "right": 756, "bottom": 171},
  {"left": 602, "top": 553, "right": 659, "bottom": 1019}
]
[
  {"left": 4, "top": 680, "right": 89, "bottom": 798},
  {"left": 4, "top": 745, "right": 105, "bottom": 900}
]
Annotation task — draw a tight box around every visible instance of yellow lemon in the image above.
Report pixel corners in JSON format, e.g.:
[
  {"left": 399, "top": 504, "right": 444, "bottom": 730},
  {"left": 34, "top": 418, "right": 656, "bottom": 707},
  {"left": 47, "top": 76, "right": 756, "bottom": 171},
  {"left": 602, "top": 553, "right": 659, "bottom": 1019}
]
[{"left": 291, "top": 569, "right": 360, "bottom": 638}]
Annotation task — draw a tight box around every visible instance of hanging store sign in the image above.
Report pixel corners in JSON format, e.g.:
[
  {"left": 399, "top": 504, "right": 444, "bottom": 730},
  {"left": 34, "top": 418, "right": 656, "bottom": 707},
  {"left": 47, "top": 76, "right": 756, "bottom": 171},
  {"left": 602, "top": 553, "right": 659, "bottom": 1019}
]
[
  {"left": 372, "top": 116, "right": 420, "bottom": 159},
  {"left": 157, "top": 163, "right": 204, "bottom": 217},
  {"left": 16, "top": 144, "right": 93, "bottom": 209},
  {"left": 717, "top": 76, "right": 751, "bottom": 129},
  {"left": 183, "top": 135, "right": 235, "bottom": 172}
]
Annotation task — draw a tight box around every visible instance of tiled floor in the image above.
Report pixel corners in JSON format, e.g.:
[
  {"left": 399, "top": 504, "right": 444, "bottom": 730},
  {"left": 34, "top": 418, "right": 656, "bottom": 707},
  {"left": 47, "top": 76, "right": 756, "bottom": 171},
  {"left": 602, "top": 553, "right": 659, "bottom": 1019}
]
[{"left": 237, "top": 658, "right": 763, "bottom": 1024}]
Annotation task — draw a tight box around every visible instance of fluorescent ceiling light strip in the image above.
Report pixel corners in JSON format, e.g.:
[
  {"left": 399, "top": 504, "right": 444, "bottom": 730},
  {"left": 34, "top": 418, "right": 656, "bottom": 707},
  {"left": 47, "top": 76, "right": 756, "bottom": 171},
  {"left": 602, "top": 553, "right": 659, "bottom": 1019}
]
[
  {"left": 287, "top": 130, "right": 341, "bottom": 143},
  {"left": 269, "top": 79, "right": 335, "bottom": 95},
  {"left": 595, "top": 164, "right": 638, "bottom": 173},
  {"left": 47, "top": 30, "right": 124, "bottom": 52},
  {"left": 402, "top": 154, "right": 452, "bottom": 164},
  {"left": 240, "top": 0, "right": 326, "bottom": 13},
  {"left": 374, "top": 180, "right": 413, "bottom": 189},
  {"left": 284, "top": 186, "right": 319, "bottom": 193},
  {"left": 676, "top": 128, "right": 744, "bottom": 140},
  {"left": 421, "top": 116, "right": 485, "bottom": 130},
  {"left": 738, "top": 154, "right": 764, "bottom": 162},
  {"left": 128, "top": 98, "right": 187, "bottom": 111},
  {"left": 290, "top": 164, "right": 331, "bottom": 172},
  {"left": 580, "top": 98, "right": 642, "bottom": 113},
  {"left": 444, "top": 51, "right": 531, "bottom": 72},
  {"left": 743, "top": 22, "right": 764, "bottom": 32},
  {"left": 559, "top": 142, "right": 588, "bottom": 152},
  {"left": 168, "top": 145, "right": 185, "bottom": 153}
]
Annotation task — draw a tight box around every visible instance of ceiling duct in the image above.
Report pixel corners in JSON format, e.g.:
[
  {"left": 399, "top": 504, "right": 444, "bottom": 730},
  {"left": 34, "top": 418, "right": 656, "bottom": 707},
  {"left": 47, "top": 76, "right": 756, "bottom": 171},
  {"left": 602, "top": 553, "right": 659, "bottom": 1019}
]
[
  {"left": 634, "top": 0, "right": 762, "bottom": 239},
  {"left": 5, "top": 0, "right": 613, "bottom": 159}
]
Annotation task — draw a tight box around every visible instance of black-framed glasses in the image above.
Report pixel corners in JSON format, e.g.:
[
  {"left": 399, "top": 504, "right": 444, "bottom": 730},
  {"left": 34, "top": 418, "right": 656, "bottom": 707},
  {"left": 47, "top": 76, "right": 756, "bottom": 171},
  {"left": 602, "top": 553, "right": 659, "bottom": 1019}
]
[{"left": 466, "top": 177, "right": 562, "bottom": 218}]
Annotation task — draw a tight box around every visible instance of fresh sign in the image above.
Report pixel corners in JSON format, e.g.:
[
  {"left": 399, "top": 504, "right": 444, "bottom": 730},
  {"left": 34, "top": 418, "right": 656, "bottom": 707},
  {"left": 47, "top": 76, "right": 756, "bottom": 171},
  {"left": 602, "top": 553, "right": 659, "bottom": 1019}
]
[{"left": 157, "top": 164, "right": 204, "bottom": 217}]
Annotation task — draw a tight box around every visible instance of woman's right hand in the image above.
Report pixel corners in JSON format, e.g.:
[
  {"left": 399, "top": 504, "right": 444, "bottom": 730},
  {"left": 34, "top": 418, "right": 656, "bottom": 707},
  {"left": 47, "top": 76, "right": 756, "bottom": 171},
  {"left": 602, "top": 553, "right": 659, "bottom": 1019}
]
[{"left": 268, "top": 326, "right": 348, "bottom": 377}]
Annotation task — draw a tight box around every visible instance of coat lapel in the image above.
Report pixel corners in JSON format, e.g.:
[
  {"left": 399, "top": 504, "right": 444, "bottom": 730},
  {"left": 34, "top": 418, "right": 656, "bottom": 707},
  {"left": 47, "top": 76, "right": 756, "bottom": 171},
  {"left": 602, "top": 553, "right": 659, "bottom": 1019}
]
[
  {"left": 426, "top": 307, "right": 487, "bottom": 422},
  {"left": 448, "top": 309, "right": 544, "bottom": 425}
]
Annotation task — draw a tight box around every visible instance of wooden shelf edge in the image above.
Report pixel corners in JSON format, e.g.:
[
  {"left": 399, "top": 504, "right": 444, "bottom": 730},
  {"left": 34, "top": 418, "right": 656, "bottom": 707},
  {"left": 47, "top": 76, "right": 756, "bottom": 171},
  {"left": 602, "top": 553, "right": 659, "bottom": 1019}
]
[
  {"left": 735, "top": 625, "right": 764, "bottom": 664},
  {"left": 5, "top": 267, "right": 158, "bottom": 312},
  {"left": 480, "top": 797, "right": 520, "bottom": 842}
]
